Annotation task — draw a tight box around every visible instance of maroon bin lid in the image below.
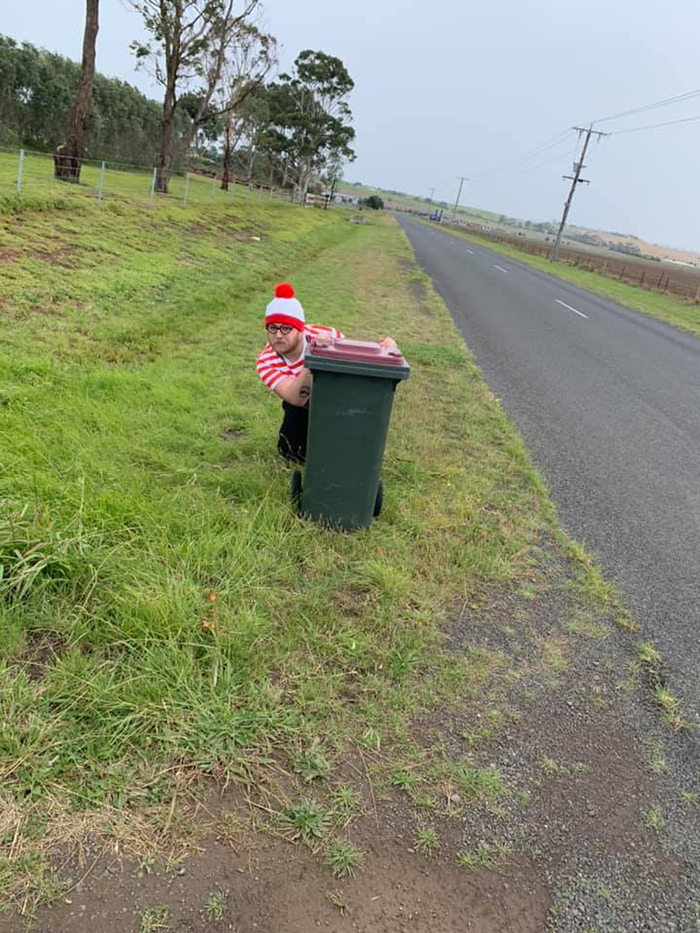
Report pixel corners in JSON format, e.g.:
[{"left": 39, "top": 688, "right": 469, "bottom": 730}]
[{"left": 308, "top": 337, "right": 406, "bottom": 366}]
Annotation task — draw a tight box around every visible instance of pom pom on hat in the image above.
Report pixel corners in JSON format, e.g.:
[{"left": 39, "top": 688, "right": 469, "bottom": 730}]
[{"left": 266, "top": 282, "right": 305, "bottom": 331}]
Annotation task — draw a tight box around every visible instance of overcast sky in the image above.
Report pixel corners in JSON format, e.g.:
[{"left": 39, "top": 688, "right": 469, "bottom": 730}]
[{"left": 4, "top": 0, "right": 700, "bottom": 250}]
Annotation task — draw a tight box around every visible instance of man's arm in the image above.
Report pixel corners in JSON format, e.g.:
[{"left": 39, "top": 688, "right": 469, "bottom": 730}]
[{"left": 273, "top": 367, "right": 312, "bottom": 406}]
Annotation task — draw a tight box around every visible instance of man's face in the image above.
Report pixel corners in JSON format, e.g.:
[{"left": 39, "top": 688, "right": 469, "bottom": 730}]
[{"left": 267, "top": 324, "right": 303, "bottom": 357}]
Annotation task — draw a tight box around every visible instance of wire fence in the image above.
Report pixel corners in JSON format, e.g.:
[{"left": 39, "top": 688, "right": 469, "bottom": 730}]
[{"left": 0, "top": 146, "right": 306, "bottom": 212}]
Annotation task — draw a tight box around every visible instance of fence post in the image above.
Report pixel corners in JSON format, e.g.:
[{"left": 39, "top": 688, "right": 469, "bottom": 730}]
[
  {"left": 183, "top": 172, "right": 190, "bottom": 206},
  {"left": 16, "top": 149, "right": 25, "bottom": 193},
  {"left": 640, "top": 270, "right": 645, "bottom": 287},
  {"left": 695, "top": 284, "right": 700, "bottom": 304},
  {"left": 210, "top": 176, "right": 216, "bottom": 200},
  {"left": 97, "top": 161, "right": 106, "bottom": 202},
  {"left": 149, "top": 168, "right": 157, "bottom": 204}
]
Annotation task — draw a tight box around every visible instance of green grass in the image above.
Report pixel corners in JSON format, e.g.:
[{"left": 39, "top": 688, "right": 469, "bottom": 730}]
[
  {"left": 325, "top": 839, "right": 364, "bottom": 877},
  {"left": 204, "top": 890, "right": 227, "bottom": 921},
  {"left": 0, "top": 172, "right": 596, "bottom": 914},
  {"left": 279, "top": 799, "right": 329, "bottom": 846},
  {"left": 414, "top": 825, "right": 439, "bottom": 855},
  {"left": 425, "top": 219, "right": 700, "bottom": 338}
]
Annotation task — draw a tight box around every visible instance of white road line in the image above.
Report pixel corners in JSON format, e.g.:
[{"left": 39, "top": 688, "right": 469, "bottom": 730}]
[
  {"left": 465, "top": 248, "right": 474, "bottom": 254},
  {"left": 493, "top": 264, "right": 508, "bottom": 273},
  {"left": 555, "top": 298, "right": 588, "bottom": 319}
]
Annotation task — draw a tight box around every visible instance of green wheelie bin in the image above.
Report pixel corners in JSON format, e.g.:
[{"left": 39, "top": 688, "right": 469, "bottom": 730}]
[{"left": 291, "top": 337, "right": 410, "bottom": 531}]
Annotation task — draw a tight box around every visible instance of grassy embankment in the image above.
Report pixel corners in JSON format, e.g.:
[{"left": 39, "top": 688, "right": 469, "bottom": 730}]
[
  {"left": 0, "top": 181, "right": 620, "bottom": 914},
  {"left": 428, "top": 220, "right": 700, "bottom": 338}
]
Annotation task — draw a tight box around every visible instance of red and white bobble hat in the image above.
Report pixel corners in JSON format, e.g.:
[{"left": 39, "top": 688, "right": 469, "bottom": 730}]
[{"left": 265, "top": 283, "right": 306, "bottom": 331}]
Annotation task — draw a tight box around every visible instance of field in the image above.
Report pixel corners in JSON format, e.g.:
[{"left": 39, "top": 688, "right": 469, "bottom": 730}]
[
  {"left": 0, "top": 146, "right": 292, "bottom": 210},
  {"left": 1, "top": 164, "right": 695, "bottom": 931},
  {"left": 459, "top": 224, "right": 700, "bottom": 303},
  {"left": 340, "top": 178, "right": 700, "bottom": 303}
]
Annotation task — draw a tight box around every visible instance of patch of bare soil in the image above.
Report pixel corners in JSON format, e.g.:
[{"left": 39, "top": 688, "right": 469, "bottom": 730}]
[
  {"left": 398, "top": 258, "right": 433, "bottom": 316},
  {"left": 26, "top": 245, "right": 82, "bottom": 268},
  {"left": 22, "top": 809, "right": 547, "bottom": 933}
]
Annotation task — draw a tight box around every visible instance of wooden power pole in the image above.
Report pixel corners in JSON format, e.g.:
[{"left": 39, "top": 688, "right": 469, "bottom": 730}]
[{"left": 550, "top": 125, "right": 608, "bottom": 263}]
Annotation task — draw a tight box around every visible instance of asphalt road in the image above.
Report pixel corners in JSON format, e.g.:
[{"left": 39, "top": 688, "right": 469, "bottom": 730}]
[{"left": 397, "top": 214, "right": 700, "bottom": 724}]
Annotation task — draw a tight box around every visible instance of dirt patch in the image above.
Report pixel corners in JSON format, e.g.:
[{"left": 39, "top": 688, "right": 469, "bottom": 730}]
[
  {"left": 219, "top": 429, "right": 244, "bottom": 442},
  {"left": 398, "top": 258, "right": 433, "bottom": 316},
  {"left": 24, "top": 631, "right": 66, "bottom": 682},
  {"left": 26, "top": 245, "right": 82, "bottom": 268},
  {"left": 0, "top": 247, "right": 21, "bottom": 263},
  {"left": 26, "top": 804, "right": 548, "bottom": 933}
]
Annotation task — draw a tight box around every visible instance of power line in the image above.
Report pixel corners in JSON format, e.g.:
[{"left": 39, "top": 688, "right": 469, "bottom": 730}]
[
  {"left": 495, "top": 145, "right": 579, "bottom": 180},
  {"left": 591, "top": 88, "right": 700, "bottom": 125},
  {"left": 609, "top": 114, "right": 700, "bottom": 135},
  {"left": 469, "top": 129, "right": 571, "bottom": 180}
]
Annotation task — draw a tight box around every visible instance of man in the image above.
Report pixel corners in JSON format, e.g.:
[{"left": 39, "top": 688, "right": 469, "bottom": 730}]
[{"left": 256, "top": 283, "right": 396, "bottom": 463}]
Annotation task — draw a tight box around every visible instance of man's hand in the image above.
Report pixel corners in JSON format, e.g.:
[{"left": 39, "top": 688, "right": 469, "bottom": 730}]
[{"left": 379, "top": 336, "right": 397, "bottom": 349}]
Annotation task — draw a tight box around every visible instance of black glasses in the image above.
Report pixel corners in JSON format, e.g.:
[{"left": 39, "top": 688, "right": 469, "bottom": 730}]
[{"left": 266, "top": 324, "right": 294, "bottom": 335}]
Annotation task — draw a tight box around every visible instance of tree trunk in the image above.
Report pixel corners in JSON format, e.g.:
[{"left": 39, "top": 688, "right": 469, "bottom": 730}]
[
  {"left": 297, "top": 160, "right": 313, "bottom": 205},
  {"left": 157, "top": 78, "right": 177, "bottom": 193},
  {"left": 54, "top": 0, "right": 99, "bottom": 183},
  {"left": 221, "top": 124, "right": 232, "bottom": 191},
  {"left": 246, "top": 142, "right": 256, "bottom": 183}
]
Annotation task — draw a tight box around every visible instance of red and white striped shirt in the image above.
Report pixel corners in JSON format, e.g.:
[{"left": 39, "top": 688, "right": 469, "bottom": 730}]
[{"left": 256, "top": 324, "right": 342, "bottom": 392}]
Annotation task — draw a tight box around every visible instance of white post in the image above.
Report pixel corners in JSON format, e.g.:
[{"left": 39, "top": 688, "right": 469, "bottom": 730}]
[
  {"left": 149, "top": 167, "right": 157, "bottom": 203},
  {"left": 183, "top": 173, "right": 190, "bottom": 206},
  {"left": 210, "top": 176, "right": 216, "bottom": 200},
  {"left": 97, "top": 161, "right": 105, "bottom": 202},
  {"left": 16, "top": 149, "right": 25, "bottom": 193}
]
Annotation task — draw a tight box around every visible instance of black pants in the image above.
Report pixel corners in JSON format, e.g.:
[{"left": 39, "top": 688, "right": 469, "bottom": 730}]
[{"left": 278, "top": 401, "right": 309, "bottom": 464}]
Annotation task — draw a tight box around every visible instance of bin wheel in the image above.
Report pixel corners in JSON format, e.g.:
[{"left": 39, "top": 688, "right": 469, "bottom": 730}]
[
  {"left": 291, "top": 470, "right": 303, "bottom": 512},
  {"left": 374, "top": 480, "right": 384, "bottom": 518}
]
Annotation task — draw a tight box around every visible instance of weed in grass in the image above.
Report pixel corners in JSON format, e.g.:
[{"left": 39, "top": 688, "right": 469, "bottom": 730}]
[
  {"left": 357, "top": 728, "right": 381, "bottom": 752},
  {"left": 280, "top": 799, "right": 328, "bottom": 846},
  {"left": 205, "top": 890, "right": 227, "bottom": 921},
  {"left": 571, "top": 762, "right": 589, "bottom": 775},
  {"left": 414, "top": 794, "right": 438, "bottom": 810},
  {"left": 638, "top": 642, "right": 662, "bottom": 669},
  {"left": 326, "top": 890, "right": 348, "bottom": 915},
  {"left": 330, "top": 785, "right": 360, "bottom": 825},
  {"left": 414, "top": 825, "right": 439, "bottom": 855},
  {"left": 456, "top": 849, "right": 480, "bottom": 870},
  {"left": 654, "top": 687, "right": 685, "bottom": 731},
  {"left": 453, "top": 765, "right": 506, "bottom": 802},
  {"left": 644, "top": 805, "right": 664, "bottom": 832},
  {"left": 457, "top": 842, "right": 509, "bottom": 870},
  {"left": 391, "top": 769, "right": 419, "bottom": 792},
  {"left": 540, "top": 758, "right": 565, "bottom": 777},
  {"left": 325, "top": 839, "right": 364, "bottom": 878},
  {"left": 565, "top": 610, "right": 608, "bottom": 639},
  {"left": 462, "top": 727, "right": 493, "bottom": 747},
  {"left": 516, "top": 791, "right": 530, "bottom": 807},
  {"left": 140, "top": 906, "right": 171, "bottom": 933},
  {"left": 139, "top": 856, "right": 155, "bottom": 875},
  {"left": 649, "top": 748, "right": 668, "bottom": 775},
  {"left": 293, "top": 742, "right": 330, "bottom": 783},
  {"left": 680, "top": 789, "right": 698, "bottom": 808}
]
